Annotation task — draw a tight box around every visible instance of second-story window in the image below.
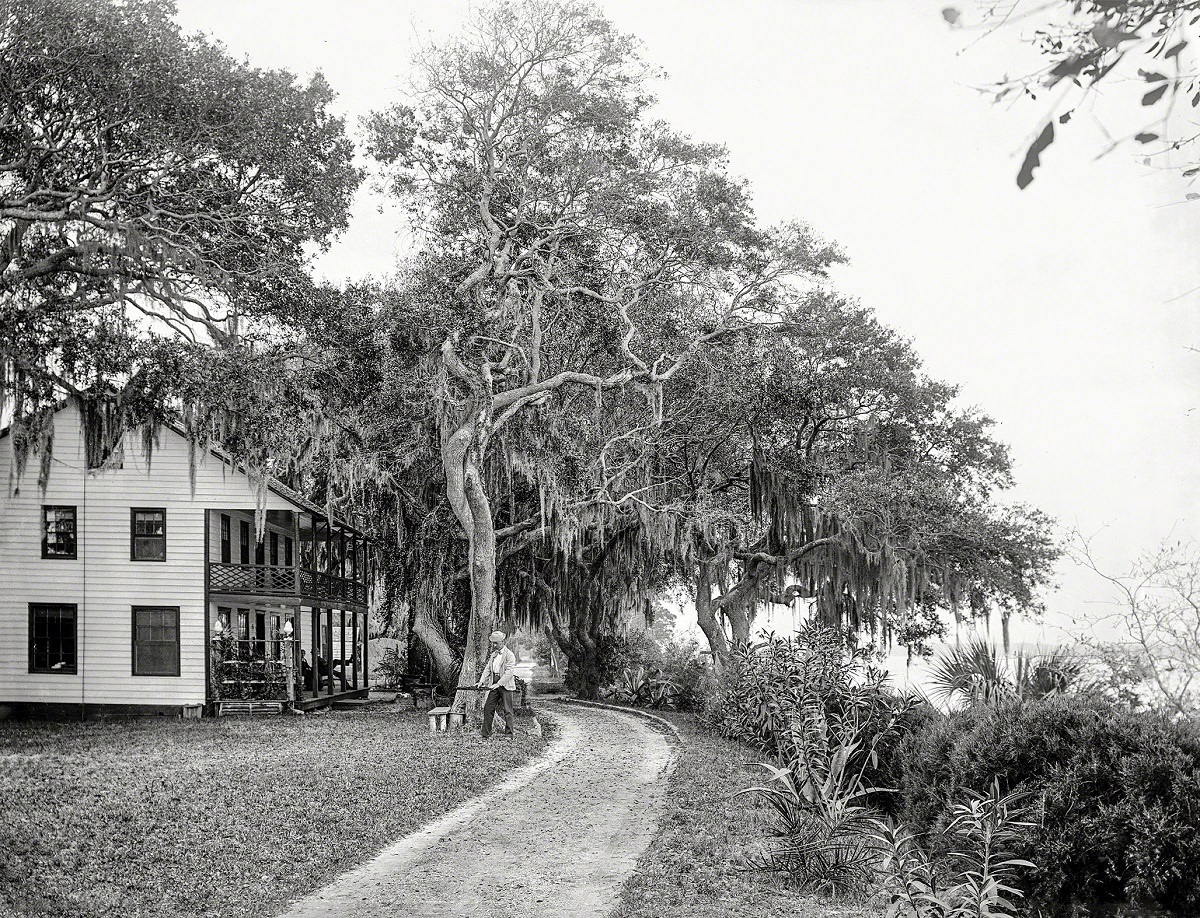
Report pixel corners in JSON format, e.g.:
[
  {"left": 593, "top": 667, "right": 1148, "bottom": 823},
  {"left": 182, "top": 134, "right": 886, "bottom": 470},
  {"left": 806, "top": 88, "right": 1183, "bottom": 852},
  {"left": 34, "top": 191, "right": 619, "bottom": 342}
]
[
  {"left": 239, "top": 520, "right": 250, "bottom": 565},
  {"left": 220, "top": 514, "right": 231, "bottom": 564},
  {"left": 42, "top": 506, "right": 77, "bottom": 559},
  {"left": 269, "top": 531, "right": 279, "bottom": 566},
  {"left": 131, "top": 509, "right": 166, "bottom": 561},
  {"left": 284, "top": 536, "right": 294, "bottom": 567}
]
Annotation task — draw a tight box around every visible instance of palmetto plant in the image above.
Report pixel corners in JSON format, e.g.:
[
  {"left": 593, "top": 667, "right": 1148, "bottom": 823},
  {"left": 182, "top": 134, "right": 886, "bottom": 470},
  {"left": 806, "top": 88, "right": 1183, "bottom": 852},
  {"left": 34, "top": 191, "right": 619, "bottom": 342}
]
[
  {"left": 928, "top": 639, "right": 1085, "bottom": 709},
  {"left": 873, "top": 781, "right": 1036, "bottom": 918},
  {"left": 740, "top": 759, "right": 882, "bottom": 894},
  {"left": 608, "top": 665, "right": 678, "bottom": 709}
]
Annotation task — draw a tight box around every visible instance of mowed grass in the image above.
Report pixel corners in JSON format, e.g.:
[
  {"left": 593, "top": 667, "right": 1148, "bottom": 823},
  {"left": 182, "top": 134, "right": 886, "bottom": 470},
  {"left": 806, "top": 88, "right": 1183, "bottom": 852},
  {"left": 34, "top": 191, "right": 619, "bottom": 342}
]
[
  {"left": 611, "top": 711, "right": 876, "bottom": 918},
  {"left": 0, "top": 706, "right": 545, "bottom": 918}
]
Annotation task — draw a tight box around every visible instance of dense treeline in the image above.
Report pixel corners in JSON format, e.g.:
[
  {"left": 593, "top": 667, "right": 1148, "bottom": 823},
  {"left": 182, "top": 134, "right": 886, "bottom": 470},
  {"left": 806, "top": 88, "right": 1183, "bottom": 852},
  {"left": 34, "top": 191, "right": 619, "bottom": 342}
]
[{"left": 1, "top": 0, "right": 1057, "bottom": 697}]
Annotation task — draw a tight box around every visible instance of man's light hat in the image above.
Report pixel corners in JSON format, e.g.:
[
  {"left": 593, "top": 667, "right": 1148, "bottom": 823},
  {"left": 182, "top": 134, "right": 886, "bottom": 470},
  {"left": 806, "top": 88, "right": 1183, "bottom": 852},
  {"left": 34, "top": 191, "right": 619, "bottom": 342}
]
[{"left": 489, "top": 630, "right": 507, "bottom": 642}]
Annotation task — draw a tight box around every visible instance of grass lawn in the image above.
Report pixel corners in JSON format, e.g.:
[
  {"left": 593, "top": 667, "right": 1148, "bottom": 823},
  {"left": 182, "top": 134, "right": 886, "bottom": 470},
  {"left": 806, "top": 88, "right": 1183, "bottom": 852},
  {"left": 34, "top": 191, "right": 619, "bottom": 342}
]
[
  {"left": 0, "top": 705, "right": 545, "bottom": 918},
  {"left": 611, "top": 710, "right": 877, "bottom": 918}
]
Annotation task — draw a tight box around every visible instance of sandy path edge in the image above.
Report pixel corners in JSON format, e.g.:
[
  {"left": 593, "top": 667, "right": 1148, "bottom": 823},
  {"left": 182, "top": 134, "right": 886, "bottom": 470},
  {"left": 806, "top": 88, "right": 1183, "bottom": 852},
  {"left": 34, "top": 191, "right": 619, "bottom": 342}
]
[{"left": 276, "top": 702, "right": 674, "bottom": 918}]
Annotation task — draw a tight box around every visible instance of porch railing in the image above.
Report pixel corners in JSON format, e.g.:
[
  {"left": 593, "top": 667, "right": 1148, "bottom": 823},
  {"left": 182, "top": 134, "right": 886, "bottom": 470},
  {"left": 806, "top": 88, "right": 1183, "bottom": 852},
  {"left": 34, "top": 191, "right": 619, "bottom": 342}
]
[
  {"left": 299, "top": 570, "right": 368, "bottom": 605},
  {"left": 209, "top": 562, "right": 296, "bottom": 593},
  {"left": 208, "top": 562, "right": 368, "bottom": 605},
  {"left": 210, "top": 643, "right": 293, "bottom": 702}
]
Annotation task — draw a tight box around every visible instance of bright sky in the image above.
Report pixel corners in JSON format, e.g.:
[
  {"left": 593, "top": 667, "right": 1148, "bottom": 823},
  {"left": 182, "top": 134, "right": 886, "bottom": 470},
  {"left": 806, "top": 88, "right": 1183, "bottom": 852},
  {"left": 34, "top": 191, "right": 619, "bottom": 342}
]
[{"left": 174, "top": 0, "right": 1200, "bottom": 665}]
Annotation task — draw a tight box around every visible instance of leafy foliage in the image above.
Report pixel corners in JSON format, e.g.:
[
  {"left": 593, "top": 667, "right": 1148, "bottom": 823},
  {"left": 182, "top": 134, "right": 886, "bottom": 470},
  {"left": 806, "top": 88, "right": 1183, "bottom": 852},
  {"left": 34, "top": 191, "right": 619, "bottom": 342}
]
[
  {"left": 873, "top": 782, "right": 1035, "bottom": 918},
  {"left": 1, "top": 0, "right": 361, "bottom": 487},
  {"left": 727, "top": 627, "right": 919, "bottom": 893},
  {"left": 893, "top": 695, "right": 1200, "bottom": 914},
  {"left": 927, "top": 638, "right": 1086, "bottom": 709},
  {"left": 610, "top": 713, "right": 879, "bottom": 918},
  {"left": 373, "top": 645, "right": 406, "bottom": 691},
  {"left": 602, "top": 630, "right": 711, "bottom": 710},
  {"left": 977, "top": 0, "right": 1200, "bottom": 187},
  {"left": 356, "top": 0, "right": 1059, "bottom": 700}
]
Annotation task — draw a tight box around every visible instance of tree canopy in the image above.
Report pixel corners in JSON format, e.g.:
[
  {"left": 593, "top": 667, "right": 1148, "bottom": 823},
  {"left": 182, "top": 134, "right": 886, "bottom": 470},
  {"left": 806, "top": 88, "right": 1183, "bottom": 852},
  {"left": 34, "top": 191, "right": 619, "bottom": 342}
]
[
  {"left": 337, "top": 0, "right": 1060, "bottom": 698},
  {"left": 1, "top": 0, "right": 1060, "bottom": 700},
  {"left": 0, "top": 0, "right": 360, "bottom": 491}
]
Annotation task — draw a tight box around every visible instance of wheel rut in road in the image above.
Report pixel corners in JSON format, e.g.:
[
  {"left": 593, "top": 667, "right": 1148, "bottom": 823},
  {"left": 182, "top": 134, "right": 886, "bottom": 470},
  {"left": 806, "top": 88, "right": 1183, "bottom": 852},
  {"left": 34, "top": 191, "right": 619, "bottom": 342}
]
[{"left": 277, "top": 701, "right": 674, "bottom": 918}]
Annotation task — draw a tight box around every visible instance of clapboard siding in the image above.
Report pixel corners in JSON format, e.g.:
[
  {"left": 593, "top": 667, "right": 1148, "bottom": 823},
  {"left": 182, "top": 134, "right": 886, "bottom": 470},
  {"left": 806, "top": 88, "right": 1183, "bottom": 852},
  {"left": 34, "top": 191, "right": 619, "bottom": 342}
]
[{"left": 0, "top": 402, "right": 298, "bottom": 708}]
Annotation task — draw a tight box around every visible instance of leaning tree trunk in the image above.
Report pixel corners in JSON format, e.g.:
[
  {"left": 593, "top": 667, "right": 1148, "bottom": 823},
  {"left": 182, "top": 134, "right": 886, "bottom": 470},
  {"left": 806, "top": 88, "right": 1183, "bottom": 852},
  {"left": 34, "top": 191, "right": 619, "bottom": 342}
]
[
  {"left": 443, "top": 406, "right": 500, "bottom": 718},
  {"left": 694, "top": 566, "right": 729, "bottom": 670},
  {"left": 558, "top": 632, "right": 604, "bottom": 699},
  {"left": 725, "top": 597, "right": 752, "bottom": 648},
  {"left": 411, "top": 607, "right": 459, "bottom": 695}
]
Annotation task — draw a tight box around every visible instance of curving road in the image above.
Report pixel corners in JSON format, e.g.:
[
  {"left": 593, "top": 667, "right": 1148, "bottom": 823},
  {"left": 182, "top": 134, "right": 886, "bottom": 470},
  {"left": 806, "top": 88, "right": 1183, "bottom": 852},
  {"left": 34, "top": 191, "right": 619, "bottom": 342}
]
[{"left": 277, "top": 701, "right": 674, "bottom": 918}]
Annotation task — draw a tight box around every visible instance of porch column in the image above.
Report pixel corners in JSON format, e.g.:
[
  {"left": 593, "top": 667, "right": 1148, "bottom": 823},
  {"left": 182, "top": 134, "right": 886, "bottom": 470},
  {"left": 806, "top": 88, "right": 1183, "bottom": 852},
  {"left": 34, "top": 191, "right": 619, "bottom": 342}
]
[
  {"left": 292, "top": 512, "right": 302, "bottom": 594},
  {"left": 325, "top": 609, "right": 334, "bottom": 697},
  {"left": 292, "top": 603, "right": 302, "bottom": 699},
  {"left": 362, "top": 609, "right": 370, "bottom": 690},
  {"left": 325, "top": 520, "right": 333, "bottom": 597},
  {"left": 339, "top": 609, "right": 347, "bottom": 692},
  {"left": 352, "top": 611, "right": 359, "bottom": 690},
  {"left": 310, "top": 606, "right": 319, "bottom": 696}
]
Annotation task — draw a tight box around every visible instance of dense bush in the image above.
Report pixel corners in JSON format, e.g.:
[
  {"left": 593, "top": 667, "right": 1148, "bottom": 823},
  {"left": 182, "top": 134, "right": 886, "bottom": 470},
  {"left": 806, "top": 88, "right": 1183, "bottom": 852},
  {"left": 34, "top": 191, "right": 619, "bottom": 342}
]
[
  {"left": 600, "top": 630, "right": 712, "bottom": 711},
  {"left": 705, "top": 628, "right": 919, "bottom": 772},
  {"left": 712, "top": 628, "right": 920, "bottom": 894},
  {"left": 893, "top": 695, "right": 1200, "bottom": 915},
  {"left": 564, "top": 632, "right": 631, "bottom": 697}
]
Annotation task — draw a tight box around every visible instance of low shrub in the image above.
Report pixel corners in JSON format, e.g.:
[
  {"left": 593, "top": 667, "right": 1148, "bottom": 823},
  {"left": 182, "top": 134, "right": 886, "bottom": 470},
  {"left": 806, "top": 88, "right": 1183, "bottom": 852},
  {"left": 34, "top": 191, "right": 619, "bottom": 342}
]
[
  {"left": 894, "top": 695, "right": 1200, "bottom": 915},
  {"left": 601, "top": 631, "right": 712, "bottom": 711},
  {"left": 704, "top": 627, "right": 919, "bottom": 780},
  {"left": 722, "top": 627, "right": 921, "bottom": 895},
  {"left": 874, "top": 781, "right": 1036, "bottom": 918}
]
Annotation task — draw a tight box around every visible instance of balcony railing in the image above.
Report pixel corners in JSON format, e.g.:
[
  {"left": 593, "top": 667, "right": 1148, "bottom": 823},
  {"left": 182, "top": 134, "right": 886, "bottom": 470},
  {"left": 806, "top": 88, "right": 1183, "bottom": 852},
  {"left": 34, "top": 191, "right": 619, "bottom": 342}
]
[
  {"left": 300, "top": 570, "right": 368, "bottom": 604},
  {"left": 210, "top": 562, "right": 296, "bottom": 593},
  {"left": 209, "top": 562, "right": 368, "bottom": 605}
]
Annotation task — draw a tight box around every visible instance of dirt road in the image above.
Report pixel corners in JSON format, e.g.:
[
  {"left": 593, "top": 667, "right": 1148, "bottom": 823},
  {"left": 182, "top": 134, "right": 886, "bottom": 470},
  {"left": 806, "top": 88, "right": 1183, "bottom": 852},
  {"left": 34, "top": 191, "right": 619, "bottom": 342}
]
[{"left": 277, "top": 702, "right": 674, "bottom": 918}]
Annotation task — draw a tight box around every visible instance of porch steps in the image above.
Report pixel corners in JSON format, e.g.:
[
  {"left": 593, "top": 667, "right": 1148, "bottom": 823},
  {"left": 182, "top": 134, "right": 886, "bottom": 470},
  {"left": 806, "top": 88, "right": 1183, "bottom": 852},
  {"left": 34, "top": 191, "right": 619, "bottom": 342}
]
[
  {"left": 218, "top": 701, "right": 284, "bottom": 716},
  {"left": 332, "top": 694, "right": 394, "bottom": 710}
]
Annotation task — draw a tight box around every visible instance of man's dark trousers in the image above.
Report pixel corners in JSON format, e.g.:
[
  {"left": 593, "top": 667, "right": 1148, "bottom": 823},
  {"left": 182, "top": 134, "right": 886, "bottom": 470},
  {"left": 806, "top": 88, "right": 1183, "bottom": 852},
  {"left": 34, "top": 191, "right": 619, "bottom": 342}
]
[{"left": 482, "top": 686, "right": 515, "bottom": 738}]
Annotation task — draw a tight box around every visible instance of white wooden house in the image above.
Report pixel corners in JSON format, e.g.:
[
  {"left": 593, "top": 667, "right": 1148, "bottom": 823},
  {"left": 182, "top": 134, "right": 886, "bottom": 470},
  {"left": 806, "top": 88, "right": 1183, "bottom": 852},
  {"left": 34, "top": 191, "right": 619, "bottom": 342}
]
[{"left": 0, "top": 401, "right": 373, "bottom": 717}]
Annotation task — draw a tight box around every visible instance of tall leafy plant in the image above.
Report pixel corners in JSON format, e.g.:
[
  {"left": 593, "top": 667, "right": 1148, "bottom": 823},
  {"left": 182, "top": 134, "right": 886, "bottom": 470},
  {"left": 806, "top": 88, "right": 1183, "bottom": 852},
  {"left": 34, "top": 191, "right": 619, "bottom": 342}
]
[
  {"left": 733, "top": 627, "right": 919, "bottom": 894},
  {"left": 874, "top": 782, "right": 1036, "bottom": 918}
]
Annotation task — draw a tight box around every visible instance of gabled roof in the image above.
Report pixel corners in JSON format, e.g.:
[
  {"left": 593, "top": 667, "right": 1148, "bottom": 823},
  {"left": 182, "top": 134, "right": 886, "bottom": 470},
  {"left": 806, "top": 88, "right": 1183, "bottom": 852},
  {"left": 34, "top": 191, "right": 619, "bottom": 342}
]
[{"left": 1, "top": 401, "right": 364, "bottom": 537}]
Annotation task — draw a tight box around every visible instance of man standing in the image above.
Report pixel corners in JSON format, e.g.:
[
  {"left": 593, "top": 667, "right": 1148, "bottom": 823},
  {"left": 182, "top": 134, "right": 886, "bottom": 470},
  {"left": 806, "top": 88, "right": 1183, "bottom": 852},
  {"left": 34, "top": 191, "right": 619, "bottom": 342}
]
[{"left": 477, "top": 630, "right": 517, "bottom": 738}]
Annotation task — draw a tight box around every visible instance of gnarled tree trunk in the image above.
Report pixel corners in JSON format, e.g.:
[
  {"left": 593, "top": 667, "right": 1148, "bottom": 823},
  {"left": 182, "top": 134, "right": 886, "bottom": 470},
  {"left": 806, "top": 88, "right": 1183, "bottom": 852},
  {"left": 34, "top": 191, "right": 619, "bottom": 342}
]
[
  {"left": 443, "top": 403, "right": 500, "bottom": 718},
  {"left": 411, "top": 606, "right": 459, "bottom": 695},
  {"left": 694, "top": 566, "right": 729, "bottom": 670}
]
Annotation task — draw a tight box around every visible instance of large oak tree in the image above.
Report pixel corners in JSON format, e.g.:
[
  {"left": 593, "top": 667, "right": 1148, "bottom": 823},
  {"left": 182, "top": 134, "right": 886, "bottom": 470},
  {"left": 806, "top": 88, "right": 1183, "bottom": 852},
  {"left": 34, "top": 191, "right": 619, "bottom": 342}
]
[
  {"left": 366, "top": 0, "right": 841, "bottom": 710},
  {"left": 0, "top": 0, "right": 359, "bottom": 485}
]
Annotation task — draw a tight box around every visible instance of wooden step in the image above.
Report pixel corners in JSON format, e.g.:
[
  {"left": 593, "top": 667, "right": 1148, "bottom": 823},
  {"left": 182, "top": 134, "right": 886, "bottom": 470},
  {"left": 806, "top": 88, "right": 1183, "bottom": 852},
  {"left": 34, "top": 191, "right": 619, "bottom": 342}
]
[{"left": 218, "top": 701, "right": 283, "bottom": 716}]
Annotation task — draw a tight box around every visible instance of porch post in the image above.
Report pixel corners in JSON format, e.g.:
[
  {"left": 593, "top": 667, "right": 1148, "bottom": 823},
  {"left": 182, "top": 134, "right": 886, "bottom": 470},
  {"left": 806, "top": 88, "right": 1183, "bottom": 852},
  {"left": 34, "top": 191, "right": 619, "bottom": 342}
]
[
  {"left": 312, "top": 511, "right": 321, "bottom": 597},
  {"left": 325, "top": 609, "right": 334, "bottom": 697},
  {"left": 324, "top": 518, "right": 332, "bottom": 597},
  {"left": 340, "top": 528, "right": 347, "bottom": 582},
  {"left": 339, "top": 609, "right": 347, "bottom": 692},
  {"left": 310, "top": 606, "right": 319, "bottom": 697},
  {"left": 352, "top": 611, "right": 359, "bottom": 690},
  {"left": 362, "top": 609, "right": 370, "bottom": 691},
  {"left": 291, "top": 603, "right": 302, "bottom": 702},
  {"left": 283, "top": 627, "right": 295, "bottom": 706},
  {"left": 292, "top": 511, "right": 302, "bottom": 594}
]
